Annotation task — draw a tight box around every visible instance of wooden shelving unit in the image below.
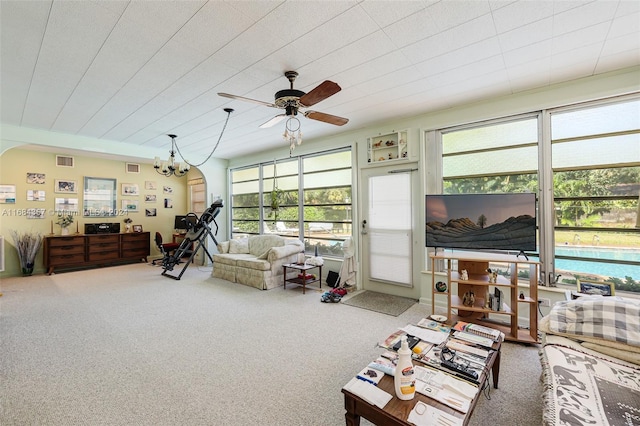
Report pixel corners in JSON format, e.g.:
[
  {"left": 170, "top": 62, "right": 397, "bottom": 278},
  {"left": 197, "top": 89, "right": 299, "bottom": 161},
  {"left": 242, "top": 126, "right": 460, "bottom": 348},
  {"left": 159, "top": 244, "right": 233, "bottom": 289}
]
[{"left": 430, "top": 250, "right": 540, "bottom": 344}]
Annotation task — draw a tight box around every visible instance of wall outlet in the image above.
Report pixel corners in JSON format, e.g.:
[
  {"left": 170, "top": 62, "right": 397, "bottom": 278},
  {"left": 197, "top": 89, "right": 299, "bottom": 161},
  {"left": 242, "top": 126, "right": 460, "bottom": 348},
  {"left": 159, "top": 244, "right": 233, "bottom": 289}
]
[{"left": 538, "top": 298, "right": 551, "bottom": 307}]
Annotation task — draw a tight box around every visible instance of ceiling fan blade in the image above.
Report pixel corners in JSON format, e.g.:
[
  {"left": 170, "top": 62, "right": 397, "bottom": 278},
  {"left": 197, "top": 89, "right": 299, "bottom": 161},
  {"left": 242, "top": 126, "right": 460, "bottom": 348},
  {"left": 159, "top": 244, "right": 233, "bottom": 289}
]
[
  {"left": 299, "top": 80, "right": 341, "bottom": 107},
  {"left": 218, "top": 92, "right": 277, "bottom": 108},
  {"left": 259, "top": 114, "right": 286, "bottom": 128},
  {"left": 303, "top": 110, "right": 349, "bottom": 126}
]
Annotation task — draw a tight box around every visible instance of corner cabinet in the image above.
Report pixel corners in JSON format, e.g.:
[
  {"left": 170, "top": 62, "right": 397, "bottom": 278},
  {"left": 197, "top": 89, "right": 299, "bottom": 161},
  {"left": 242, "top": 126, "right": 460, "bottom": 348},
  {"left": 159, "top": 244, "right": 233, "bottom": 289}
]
[
  {"left": 367, "top": 130, "right": 409, "bottom": 163},
  {"left": 44, "top": 232, "right": 150, "bottom": 274},
  {"left": 430, "top": 251, "right": 540, "bottom": 344}
]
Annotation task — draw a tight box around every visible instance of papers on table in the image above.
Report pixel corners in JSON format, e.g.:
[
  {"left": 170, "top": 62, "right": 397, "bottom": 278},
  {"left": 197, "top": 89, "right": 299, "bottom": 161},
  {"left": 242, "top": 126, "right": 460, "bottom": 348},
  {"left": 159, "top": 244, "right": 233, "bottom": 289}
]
[
  {"left": 413, "top": 365, "right": 478, "bottom": 413},
  {"left": 408, "top": 401, "right": 463, "bottom": 426},
  {"left": 343, "top": 377, "right": 393, "bottom": 409},
  {"left": 400, "top": 325, "right": 448, "bottom": 345},
  {"left": 452, "top": 330, "right": 494, "bottom": 348}
]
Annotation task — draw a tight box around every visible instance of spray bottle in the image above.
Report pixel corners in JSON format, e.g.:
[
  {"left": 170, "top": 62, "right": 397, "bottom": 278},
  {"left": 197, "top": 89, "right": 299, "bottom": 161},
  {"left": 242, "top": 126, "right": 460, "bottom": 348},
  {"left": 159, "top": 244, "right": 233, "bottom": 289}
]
[{"left": 394, "top": 336, "right": 415, "bottom": 400}]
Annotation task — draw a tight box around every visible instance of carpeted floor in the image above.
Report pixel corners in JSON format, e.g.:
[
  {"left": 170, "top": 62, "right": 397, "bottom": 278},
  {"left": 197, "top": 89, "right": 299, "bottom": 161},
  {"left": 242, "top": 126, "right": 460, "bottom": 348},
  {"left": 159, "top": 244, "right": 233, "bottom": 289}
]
[
  {"left": 0, "top": 264, "right": 542, "bottom": 425},
  {"left": 341, "top": 290, "right": 417, "bottom": 317}
]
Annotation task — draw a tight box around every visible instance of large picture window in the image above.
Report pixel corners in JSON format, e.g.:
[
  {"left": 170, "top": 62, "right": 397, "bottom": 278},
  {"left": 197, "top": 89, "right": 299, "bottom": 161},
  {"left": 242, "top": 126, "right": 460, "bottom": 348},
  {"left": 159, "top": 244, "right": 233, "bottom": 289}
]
[
  {"left": 435, "top": 95, "right": 640, "bottom": 294},
  {"left": 230, "top": 148, "right": 352, "bottom": 257}
]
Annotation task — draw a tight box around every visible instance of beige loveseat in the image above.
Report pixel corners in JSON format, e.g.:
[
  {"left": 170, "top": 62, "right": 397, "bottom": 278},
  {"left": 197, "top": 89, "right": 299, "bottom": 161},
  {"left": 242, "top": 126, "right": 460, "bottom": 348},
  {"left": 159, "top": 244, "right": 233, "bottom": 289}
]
[{"left": 213, "top": 235, "right": 304, "bottom": 290}]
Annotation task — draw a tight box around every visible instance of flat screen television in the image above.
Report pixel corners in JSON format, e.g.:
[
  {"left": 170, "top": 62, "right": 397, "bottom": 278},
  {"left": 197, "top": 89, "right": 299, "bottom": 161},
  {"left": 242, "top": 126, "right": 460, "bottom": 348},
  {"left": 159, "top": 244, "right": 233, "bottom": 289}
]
[
  {"left": 426, "top": 193, "right": 537, "bottom": 252},
  {"left": 174, "top": 215, "right": 197, "bottom": 232}
]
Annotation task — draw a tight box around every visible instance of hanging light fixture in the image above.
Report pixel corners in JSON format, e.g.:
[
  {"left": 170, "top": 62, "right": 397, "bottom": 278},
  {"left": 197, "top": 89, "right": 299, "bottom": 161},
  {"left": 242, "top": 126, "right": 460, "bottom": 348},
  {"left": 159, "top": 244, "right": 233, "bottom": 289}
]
[{"left": 154, "top": 108, "right": 234, "bottom": 177}]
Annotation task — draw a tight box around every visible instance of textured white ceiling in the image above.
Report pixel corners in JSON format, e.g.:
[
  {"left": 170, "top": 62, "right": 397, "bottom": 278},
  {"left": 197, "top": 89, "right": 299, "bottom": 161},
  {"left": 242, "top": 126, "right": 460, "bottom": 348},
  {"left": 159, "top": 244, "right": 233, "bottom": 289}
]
[{"left": 1, "top": 0, "right": 639, "bottom": 160}]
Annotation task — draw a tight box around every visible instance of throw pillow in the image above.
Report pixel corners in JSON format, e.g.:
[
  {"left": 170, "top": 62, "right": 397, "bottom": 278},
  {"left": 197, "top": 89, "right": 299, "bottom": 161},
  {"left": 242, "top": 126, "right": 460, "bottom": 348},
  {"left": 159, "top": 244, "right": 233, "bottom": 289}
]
[
  {"left": 229, "top": 238, "right": 249, "bottom": 254},
  {"left": 217, "top": 241, "right": 230, "bottom": 254}
]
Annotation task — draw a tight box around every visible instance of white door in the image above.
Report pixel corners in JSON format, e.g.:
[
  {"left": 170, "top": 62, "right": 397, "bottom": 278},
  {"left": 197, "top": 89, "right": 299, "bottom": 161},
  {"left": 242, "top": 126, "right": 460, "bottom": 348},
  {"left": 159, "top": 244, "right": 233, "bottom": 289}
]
[{"left": 360, "top": 164, "right": 419, "bottom": 291}]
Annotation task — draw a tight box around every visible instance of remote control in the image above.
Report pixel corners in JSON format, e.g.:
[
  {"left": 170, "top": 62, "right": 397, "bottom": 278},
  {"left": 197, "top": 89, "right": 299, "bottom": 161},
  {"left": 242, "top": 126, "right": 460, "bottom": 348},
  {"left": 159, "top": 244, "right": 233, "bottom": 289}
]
[{"left": 440, "top": 359, "right": 479, "bottom": 382}]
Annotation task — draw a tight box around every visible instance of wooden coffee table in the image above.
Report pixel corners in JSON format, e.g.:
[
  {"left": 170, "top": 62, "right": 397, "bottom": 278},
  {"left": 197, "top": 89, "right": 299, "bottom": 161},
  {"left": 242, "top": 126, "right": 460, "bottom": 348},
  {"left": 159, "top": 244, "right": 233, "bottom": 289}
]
[{"left": 342, "top": 339, "right": 501, "bottom": 425}]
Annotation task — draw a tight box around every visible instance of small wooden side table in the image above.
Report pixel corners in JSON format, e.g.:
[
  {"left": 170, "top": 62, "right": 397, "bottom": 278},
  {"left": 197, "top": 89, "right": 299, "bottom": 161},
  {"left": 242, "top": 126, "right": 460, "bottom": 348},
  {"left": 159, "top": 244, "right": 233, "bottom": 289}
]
[{"left": 283, "top": 263, "right": 322, "bottom": 294}]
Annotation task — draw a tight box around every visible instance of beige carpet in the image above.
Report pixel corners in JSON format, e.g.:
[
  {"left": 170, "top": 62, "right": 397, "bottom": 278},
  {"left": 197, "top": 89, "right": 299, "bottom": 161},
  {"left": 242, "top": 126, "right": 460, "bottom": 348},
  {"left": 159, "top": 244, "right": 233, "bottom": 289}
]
[
  {"left": 0, "top": 264, "right": 542, "bottom": 425},
  {"left": 341, "top": 290, "right": 417, "bottom": 316}
]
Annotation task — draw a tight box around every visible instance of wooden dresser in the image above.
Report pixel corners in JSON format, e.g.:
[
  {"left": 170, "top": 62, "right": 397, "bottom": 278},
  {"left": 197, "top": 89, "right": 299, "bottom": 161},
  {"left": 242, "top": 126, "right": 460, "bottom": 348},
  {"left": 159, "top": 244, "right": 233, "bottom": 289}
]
[{"left": 44, "top": 232, "right": 150, "bottom": 274}]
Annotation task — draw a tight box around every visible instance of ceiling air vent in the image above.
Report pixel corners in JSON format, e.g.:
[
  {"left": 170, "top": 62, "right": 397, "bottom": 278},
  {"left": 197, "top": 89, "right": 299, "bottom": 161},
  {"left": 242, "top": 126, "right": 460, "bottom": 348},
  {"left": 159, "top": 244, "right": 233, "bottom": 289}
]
[
  {"left": 56, "top": 155, "right": 74, "bottom": 167},
  {"left": 126, "top": 163, "right": 140, "bottom": 173}
]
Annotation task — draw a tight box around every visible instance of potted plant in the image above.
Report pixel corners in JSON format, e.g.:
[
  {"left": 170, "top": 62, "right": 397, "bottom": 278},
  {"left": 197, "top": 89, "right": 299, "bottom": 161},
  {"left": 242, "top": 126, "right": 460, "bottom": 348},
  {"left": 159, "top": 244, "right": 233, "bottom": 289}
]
[
  {"left": 10, "top": 230, "right": 43, "bottom": 276},
  {"left": 123, "top": 217, "right": 132, "bottom": 232},
  {"left": 56, "top": 213, "right": 74, "bottom": 235}
]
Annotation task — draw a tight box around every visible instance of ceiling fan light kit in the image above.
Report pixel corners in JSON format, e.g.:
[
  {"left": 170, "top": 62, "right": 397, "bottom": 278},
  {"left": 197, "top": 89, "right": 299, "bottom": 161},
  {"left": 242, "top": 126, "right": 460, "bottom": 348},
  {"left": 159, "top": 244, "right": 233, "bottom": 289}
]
[{"left": 218, "top": 71, "right": 348, "bottom": 152}]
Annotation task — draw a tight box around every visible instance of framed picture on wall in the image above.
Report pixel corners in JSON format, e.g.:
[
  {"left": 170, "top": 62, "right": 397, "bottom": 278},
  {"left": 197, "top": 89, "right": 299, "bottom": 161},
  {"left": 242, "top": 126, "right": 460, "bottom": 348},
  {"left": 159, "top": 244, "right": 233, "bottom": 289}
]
[
  {"left": 122, "top": 183, "right": 139, "bottom": 196},
  {"left": 145, "top": 208, "right": 157, "bottom": 217},
  {"left": 163, "top": 186, "right": 173, "bottom": 194},
  {"left": 145, "top": 194, "right": 156, "bottom": 202},
  {"left": 122, "top": 199, "right": 139, "bottom": 212},
  {"left": 26, "top": 172, "right": 45, "bottom": 184},
  {"left": 27, "top": 190, "right": 45, "bottom": 201},
  {"left": 0, "top": 185, "right": 16, "bottom": 204},
  {"left": 27, "top": 208, "right": 46, "bottom": 219},
  {"left": 145, "top": 181, "right": 157, "bottom": 190},
  {"left": 55, "top": 198, "right": 79, "bottom": 212},
  {"left": 55, "top": 179, "right": 77, "bottom": 193},
  {"left": 83, "top": 177, "right": 117, "bottom": 217},
  {"left": 164, "top": 198, "right": 173, "bottom": 208}
]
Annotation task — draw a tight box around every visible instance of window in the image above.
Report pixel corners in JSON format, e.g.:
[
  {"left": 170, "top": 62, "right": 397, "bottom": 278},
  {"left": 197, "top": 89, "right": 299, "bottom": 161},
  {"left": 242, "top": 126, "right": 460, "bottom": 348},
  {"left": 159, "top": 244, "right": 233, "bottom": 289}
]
[
  {"left": 550, "top": 97, "right": 640, "bottom": 293},
  {"left": 434, "top": 95, "right": 640, "bottom": 294},
  {"left": 229, "top": 148, "right": 352, "bottom": 257}
]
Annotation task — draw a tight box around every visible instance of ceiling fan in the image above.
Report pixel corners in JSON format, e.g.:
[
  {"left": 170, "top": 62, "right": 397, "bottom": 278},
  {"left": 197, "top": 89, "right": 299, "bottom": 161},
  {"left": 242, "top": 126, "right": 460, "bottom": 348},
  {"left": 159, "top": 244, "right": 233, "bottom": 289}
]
[{"left": 218, "top": 71, "right": 349, "bottom": 128}]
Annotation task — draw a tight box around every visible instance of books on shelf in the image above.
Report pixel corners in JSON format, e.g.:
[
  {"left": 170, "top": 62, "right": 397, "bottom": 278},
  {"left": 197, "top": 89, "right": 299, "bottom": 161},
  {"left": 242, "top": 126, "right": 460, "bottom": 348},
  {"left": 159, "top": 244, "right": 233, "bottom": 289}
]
[{"left": 453, "top": 321, "right": 502, "bottom": 341}]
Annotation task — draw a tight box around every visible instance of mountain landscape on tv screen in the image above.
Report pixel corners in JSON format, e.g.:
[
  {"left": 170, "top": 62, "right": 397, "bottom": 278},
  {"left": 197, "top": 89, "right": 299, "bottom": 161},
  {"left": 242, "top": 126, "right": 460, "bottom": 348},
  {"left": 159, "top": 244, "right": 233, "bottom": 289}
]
[{"left": 426, "top": 214, "right": 536, "bottom": 250}]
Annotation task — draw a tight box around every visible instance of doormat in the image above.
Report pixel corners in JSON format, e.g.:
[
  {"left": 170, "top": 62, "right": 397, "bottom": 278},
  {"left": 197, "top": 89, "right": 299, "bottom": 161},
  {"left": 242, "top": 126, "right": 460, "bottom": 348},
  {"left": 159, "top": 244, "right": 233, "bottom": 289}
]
[{"left": 341, "top": 291, "right": 417, "bottom": 317}]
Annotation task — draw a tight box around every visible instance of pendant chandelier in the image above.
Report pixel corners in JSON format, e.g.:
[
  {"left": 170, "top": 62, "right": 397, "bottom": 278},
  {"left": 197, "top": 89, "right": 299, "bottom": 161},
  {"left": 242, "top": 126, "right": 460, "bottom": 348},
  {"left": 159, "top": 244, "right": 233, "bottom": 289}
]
[{"left": 154, "top": 108, "right": 234, "bottom": 177}]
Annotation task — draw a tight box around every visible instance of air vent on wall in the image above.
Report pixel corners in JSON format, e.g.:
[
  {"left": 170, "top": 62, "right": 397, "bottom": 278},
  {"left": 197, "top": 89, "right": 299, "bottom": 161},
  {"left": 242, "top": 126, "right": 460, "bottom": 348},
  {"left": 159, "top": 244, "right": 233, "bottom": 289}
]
[
  {"left": 56, "top": 155, "right": 74, "bottom": 167},
  {"left": 126, "top": 163, "right": 140, "bottom": 173}
]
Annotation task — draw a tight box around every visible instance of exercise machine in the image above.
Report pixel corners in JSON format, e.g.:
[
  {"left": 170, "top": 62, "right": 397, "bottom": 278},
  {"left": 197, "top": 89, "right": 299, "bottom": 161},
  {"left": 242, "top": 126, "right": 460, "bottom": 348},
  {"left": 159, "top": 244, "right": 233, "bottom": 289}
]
[{"left": 161, "top": 200, "right": 223, "bottom": 280}]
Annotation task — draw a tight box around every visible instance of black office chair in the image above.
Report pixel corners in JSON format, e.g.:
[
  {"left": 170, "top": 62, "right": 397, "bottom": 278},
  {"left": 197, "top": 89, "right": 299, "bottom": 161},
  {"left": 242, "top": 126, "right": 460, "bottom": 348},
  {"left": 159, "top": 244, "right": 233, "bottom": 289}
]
[{"left": 152, "top": 232, "right": 180, "bottom": 266}]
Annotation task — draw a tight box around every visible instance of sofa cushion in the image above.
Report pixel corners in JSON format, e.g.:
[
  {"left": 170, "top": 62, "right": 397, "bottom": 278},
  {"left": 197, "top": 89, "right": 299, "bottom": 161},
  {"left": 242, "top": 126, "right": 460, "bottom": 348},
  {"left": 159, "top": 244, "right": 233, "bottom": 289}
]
[
  {"left": 248, "top": 235, "right": 285, "bottom": 257},
  {"left": 217, "top": 241, "right": 230, "bottom": 254},
  {"left": 213, "top": 253, "right": 254, "bottom": 266},
  {"left": 236, "top": 258, "right": 271, "bottom": 271},
  {"left": 229, "top": 238, "right": 249, "bottom": 254}
]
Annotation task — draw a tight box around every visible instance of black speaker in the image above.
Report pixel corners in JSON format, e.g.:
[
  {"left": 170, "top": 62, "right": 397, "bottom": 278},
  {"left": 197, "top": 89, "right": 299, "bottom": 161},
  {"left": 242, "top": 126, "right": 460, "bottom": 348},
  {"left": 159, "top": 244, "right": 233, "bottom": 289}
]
[
  {"left": 85, "top": 224, "right": 97, "bottom": 234},
  {"left": 326, "top": 271, "right": 340, "bottom": 288}
]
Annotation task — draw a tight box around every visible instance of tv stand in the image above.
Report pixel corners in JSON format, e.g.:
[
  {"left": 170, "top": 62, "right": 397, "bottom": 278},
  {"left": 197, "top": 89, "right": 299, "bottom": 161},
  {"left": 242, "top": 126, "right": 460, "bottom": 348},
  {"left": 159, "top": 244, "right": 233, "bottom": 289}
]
[
  {"left": 430, "top": 250, "right": 540, "bottom": 344},
  {"left": 516, "top": 250, "right": 529, "bottom": 261}
]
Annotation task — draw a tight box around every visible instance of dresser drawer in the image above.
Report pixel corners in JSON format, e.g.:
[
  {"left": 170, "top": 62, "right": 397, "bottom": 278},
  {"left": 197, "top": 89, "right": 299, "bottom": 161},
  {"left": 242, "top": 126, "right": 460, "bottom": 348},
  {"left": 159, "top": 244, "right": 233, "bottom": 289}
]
[
  {"left": 88, "top": 250, "right": 120, "bottom": 261},
  {"left": 49, "top": 253, "right": 85, "bottom": 266},
  {"left": 87, "top": 242, "right": 119, "bottom": 253},
  {"left": 48, "top": 244, "right": 85, "bottom": 256},
  {"left": 47, "top": 236, "right": 85, "bottom": 247},
  {"left": 87, "top": 234, "right": 119, "bottom": 244}
]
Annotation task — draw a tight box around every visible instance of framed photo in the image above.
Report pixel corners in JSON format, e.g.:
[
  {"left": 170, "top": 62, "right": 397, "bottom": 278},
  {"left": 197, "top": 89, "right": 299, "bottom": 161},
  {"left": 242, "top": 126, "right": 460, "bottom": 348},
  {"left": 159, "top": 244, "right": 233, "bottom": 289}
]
[
  {"left": 132, "top": 225, "right": 143, "bottom": 233},
  {"left": 145, "top": 181, "right": 157, "bottom": 190},
  {"left": 84, "top": 177, "right": 117, "bottom": 217},
  {"left": 145, "top": 194, "right": 156, "bottom": 203},
  {"left": 0, "top": 185, "right": 16, "bottom": 203},
  {"left": 27, "top": 190, "right": 45, "bottom": 201},
  {"left": 55, "top": 179, "right": 77, "bottom": 193},
  {"left": 122, "top": 183, "right": 139, "bottom": 196},
  {"left": 145, "top": 208, "right": 157, "bottom": 217},
  {"left": 163, "top": 185, "right": 173, "bottom": 194},
  {"left": 26, "top": 172, "right": 45, "bottom": 184},
  {"left": 164, "top": 198, "right": 173, "bottom": 208},
  {"left": 577, "top": 279, "right": 615, "bottom": 296},
  {"left": 122, "top": 199, "right": 139, "bottom": 212},
  {"left": 55, "top": 197, "right": 79, "bottom": 212}
]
